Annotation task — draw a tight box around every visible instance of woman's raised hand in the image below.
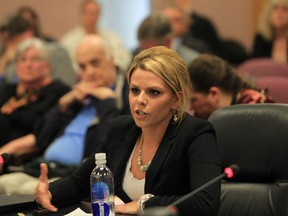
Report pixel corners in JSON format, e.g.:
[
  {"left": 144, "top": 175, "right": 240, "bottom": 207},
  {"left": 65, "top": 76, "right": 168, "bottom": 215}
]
[{"left": 34, "top": 163, "right": 58, "bottom": 212}]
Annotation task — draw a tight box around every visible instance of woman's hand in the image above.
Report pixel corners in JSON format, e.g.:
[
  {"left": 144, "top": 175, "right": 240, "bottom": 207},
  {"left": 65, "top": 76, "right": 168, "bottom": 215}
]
[
  {"left": 34, "top": 163, "right": 58, "bottom": 212},
  {"left": 115, "top": 201, "right": 139, "bottom": 215}
]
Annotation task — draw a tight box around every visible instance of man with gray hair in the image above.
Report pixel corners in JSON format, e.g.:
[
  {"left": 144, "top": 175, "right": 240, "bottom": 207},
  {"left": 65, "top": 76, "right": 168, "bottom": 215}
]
[{"left": 0, "top": 35, "right": 130, "bottom": 194}]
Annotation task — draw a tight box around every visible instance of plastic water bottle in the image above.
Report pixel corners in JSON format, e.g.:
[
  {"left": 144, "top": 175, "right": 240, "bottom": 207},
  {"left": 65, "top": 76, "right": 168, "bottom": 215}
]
[{"left": 90, "top": 153, "right": 115, "bottom": 216}]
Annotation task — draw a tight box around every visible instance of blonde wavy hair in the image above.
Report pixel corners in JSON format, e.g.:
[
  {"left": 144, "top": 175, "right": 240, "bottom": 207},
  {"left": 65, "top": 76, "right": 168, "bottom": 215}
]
[
  {"left": 127, "top": 46, "right": 191, "bottom": 123},
  {"left": 258, "top": 0, "right": 288, "bottom": 40}
]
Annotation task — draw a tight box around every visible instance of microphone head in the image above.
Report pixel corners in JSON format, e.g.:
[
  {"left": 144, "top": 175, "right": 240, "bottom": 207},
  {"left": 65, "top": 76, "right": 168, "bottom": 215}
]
[
  {"left": 0, "top": 153, "right": 10, "bottom": 163},
  {"left": 224, "top": 164, "right": 239, "bottom": 178}
]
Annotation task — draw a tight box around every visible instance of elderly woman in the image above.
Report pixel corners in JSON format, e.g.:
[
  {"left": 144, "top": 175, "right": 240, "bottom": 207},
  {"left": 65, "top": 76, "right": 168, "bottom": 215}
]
[{"left": 0, "top": 38, "right": 70, "bottom": 146}]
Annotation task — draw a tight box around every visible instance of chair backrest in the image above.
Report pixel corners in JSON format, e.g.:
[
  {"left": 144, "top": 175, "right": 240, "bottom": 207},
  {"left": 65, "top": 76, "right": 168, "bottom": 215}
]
[
  {"left": 237, "top": 58, "right": 288, "bottom": 78},
  {"left": 208, "top": 104, "right": 288, "bottom": 216},
  {"left": 256, "top": 76, "right": 288, "bottom": 103}
]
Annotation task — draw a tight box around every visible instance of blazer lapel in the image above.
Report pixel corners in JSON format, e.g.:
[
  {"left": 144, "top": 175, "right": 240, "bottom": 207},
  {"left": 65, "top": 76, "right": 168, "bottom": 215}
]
[
  {"left": 145, "top": 121, "right": 178, "bottom": 192},
  {"left": 110, "top": 125, "right": 141, "bottom": 187}
]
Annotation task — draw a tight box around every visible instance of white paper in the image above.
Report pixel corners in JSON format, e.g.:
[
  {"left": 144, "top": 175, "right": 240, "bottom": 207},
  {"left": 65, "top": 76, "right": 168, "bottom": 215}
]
[
  {"left": 64, "top": 207, "right": 92, "bottom": 216},
  {"left": 115, "top": 196, "right": 125, "bottom": 205},
  {"left": 64, "top": 196, "right": 124, "bottom": 216}
]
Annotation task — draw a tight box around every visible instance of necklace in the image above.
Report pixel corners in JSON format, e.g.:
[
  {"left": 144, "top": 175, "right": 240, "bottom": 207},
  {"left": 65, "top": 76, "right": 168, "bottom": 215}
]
[{"left": 137, "top": 133, "right": 151, "bottom": 172}]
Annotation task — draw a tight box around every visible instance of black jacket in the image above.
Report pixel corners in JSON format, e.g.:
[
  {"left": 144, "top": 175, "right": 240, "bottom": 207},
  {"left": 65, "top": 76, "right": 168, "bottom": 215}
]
[
  {"left": 50, "top": 114, "right": 221, "bottom": 216},
  {"left": 0, "top": 80, "right": 70, "bottom": 145}
]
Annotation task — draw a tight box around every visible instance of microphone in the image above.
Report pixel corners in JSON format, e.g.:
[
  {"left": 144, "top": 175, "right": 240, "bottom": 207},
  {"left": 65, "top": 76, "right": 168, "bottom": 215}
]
[
  {"left": 170, "top": 164, "right": 239, "bottom": 207},
  {"left": 140, "top": 164, "right": 239, "bottom": 216},
  {"left": 0, "top": 153, "right": 10, "bottom": 164}
]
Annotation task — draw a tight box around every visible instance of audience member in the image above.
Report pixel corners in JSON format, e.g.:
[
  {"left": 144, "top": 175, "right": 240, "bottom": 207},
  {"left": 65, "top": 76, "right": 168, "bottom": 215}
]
[
  {"left": 162, "top": 4, "right": 211, "bottom": 54},
  {"left": 0, "top": 38, "right": 70, "bottom": 146},
  {"left": 251, "top": 0, "right": 288, "bottom": 63},
  {"left": 188, "top": 54, "right": 274, "bottom": 119},
  {"left": 16, "top": 6, "right": 56, "bottom": 42},
  {"left": 34, "top": 46, "right": 221, "bottom": 216},
  {"left": 0, "top": 14, "right": 76, "bottom": 86},
  {"left": 174, "top": 0, "right": 248, "bottom": 65},
  {"left": 60, "top": 0, "right": 131, "bottom": 71},
  {"left": 0, "top": 14, "right": 34, "bottom": 79},
  {"left": 134, "top": 13, "right": 199, "bottom": 64},
  {"left": 174, "top": 0, "right": 223, "bottom": 55},
  {"left": 0, "top": 35, "right": 130, "bottom": 194}
]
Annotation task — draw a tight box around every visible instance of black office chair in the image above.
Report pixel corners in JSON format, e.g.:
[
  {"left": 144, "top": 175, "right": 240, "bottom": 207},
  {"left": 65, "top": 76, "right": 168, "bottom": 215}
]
[{"left": 208, "top": 104, "right": 288, "bottom": 216}]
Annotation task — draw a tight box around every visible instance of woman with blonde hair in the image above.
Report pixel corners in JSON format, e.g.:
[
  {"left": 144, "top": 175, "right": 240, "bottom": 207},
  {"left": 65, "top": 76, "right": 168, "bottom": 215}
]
[
  {"left": 251, "top": 0, "right": 288, "bottom": 63},
  {"left": 34, "top": 46, "right": 221, "bottom": 216}
]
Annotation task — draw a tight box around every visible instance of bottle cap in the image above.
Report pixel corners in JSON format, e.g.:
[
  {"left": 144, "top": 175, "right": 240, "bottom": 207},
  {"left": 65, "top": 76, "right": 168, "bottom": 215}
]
[{"left": 95, "top": 153, "right": 106, "bottom": 165}]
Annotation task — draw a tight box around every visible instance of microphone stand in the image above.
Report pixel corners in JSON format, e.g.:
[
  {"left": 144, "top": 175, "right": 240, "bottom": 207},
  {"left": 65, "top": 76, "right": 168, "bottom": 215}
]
[
  {"left": 140, "top": 164, "right": 239, "bottom": 216},
  {"left": 170, "top": 172, "right": 226, "bottom": 207}
]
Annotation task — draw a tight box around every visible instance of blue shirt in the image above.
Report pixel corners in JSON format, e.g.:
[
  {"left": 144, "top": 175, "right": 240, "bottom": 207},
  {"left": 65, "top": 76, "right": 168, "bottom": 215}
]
[{"left": 44, "top": 101, "right": 96, "bottom": 165}]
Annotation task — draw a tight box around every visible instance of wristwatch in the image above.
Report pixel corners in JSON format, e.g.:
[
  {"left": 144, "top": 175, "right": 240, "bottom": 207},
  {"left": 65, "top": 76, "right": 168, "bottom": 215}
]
[{"left": 138, "top": 194, "right": 154, "bottom": 213}]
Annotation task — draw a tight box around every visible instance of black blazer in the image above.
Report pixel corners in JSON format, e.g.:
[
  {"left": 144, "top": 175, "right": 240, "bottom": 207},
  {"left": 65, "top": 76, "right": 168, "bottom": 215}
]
[
  {"left": 49, "top": 114, "right": 221, "bottom": 216},
  {"left": 251, "top": 34, "right": 272, "bottom": 58}
]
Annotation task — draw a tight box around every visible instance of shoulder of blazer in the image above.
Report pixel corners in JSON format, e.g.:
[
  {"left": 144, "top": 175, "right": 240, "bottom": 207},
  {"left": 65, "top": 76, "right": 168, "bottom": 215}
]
[
  {"left": 110, "top": 115, "right": 135, "bottom": 132},
  {"left": 179, "top": 114, "right": 215, "bottom": 135}
]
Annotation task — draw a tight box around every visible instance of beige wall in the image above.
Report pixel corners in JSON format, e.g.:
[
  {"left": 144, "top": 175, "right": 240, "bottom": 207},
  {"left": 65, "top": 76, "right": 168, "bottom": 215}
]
[
  {"left": 0, "top": 0, "right": 82, "bottom": 39},
  {"left": 193, "top": 0, "right": 254, "bottom": 52},
  {"left": 1, "top": 0, "right": 258, "bottom": 52}
]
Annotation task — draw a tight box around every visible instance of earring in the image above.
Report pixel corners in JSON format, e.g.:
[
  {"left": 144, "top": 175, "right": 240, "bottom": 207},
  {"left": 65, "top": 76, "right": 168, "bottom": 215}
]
[{"left": 173, "top": 110, "right": 178, "bottom": 122}]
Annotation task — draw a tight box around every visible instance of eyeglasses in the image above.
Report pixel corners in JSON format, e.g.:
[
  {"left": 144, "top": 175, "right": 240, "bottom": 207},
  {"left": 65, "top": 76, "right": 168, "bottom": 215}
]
[{"left": 17, "top": 56, "right": 44, "bottom": 63}]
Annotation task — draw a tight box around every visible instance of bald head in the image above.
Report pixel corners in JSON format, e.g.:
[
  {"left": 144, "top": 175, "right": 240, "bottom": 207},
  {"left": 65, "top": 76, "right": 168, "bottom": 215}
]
[
  {"left": 75, "top": 35, "right": 115, "bottom": 87},
  {"left": 76, "top": 35, "right": 112, "bottom": 59}
]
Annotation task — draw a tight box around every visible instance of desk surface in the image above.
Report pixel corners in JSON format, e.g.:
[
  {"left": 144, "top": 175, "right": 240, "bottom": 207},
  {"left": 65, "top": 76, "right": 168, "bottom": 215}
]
[{"left": 2, "top": 198, "right": 132, "bottom": 216}]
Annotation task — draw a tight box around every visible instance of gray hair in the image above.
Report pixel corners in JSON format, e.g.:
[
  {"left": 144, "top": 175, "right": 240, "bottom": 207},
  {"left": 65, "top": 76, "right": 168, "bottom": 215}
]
[{"left": 15, "top": 37, "right": 51, "bottom": 64}]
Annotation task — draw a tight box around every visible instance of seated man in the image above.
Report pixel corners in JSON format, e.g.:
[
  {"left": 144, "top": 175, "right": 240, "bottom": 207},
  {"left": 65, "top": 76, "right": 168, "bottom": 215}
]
[
  {"left": 60, "top": 0, "right": 131, "bottom": 71},
  {"left": 188, "top": 54, "right": 274, "bottom": 119},
  {"left": 0, "top": 35, "right": 130, "bottom": 194},
  {"left": 0, "top": 38, "right": 70, "bottom": 146},
  {"left": 133, "top": 12, "right": 199, "bottom": 65},
  {"left": 162, "top": 4, "right": 211, "bottom": 54}
]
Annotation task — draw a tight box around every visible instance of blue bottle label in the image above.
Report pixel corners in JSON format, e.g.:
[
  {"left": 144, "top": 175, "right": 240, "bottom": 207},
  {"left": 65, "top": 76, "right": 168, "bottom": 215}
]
[{"left": 92, "top": 201, "right": 110, "bottom": 216}]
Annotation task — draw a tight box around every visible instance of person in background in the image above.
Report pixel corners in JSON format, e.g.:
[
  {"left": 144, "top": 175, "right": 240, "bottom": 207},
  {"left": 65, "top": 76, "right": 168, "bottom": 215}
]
[
  {"left": 188, "top": 54, "right": 274, "bottom": 119},
  {"left": 34, "top": 46, "right": 221, "bottom": 216},
  {"left": 174, "top": 0, "right": 222, "bottom": 56},
  {"left": 0, "top": 14, "right": 34, "bottom": 80},
  {"left": 134, "top": 12, "right": 199, "bottom": 65},
  {"left": 0, "top": 15, "right": 76, "bottom": 86},
  {"left": 0, "top": 35, "right": 130, "bottom": 194},
  {"left": 16, "top": 6, "right": 56, "bottom": 42},
  {"left": 0, "top": 38, "right": 70, "bottom": 146},
  {"left": 60, "top": 0, "right": 131, "bottom": 71},
  {"left": 174, "top": 0, "right": 248, "bottom": 65},
  {"left": 162, "top": 4, "right": 211, "bottom": 54},
  {"left": 251, "top": 0, "right": 288, "bottom": 63}
]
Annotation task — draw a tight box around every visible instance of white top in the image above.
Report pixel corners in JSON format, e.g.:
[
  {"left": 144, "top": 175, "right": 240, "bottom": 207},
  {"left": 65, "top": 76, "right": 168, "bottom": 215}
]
[{"left": 122, "top": 145, "right": 145, "bottom": 201}]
